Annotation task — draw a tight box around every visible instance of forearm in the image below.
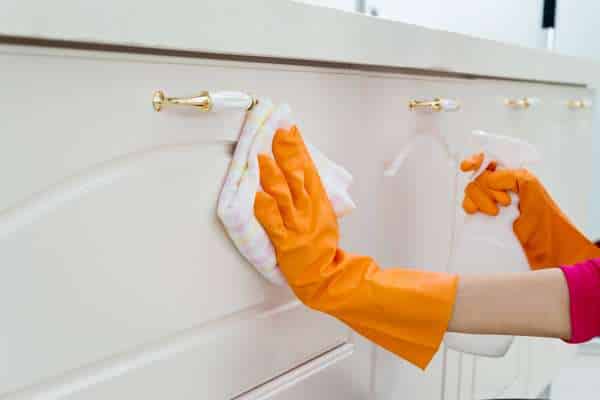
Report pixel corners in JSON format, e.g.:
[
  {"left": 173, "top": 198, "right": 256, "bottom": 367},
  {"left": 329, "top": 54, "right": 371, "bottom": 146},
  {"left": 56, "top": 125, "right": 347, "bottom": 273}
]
[{"left": 448, "top": 269, "right": 571, "bottom": 340}]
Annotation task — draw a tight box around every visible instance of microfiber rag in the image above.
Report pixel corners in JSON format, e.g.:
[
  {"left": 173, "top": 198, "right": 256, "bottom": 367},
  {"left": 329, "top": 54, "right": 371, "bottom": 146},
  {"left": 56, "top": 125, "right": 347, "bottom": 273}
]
[{"left": 218, "top": 99, "right": 355, "bottom": 284}]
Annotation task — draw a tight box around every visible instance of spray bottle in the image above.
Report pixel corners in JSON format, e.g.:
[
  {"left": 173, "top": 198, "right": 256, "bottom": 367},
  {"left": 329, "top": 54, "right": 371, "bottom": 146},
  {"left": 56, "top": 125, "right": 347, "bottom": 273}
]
[{"left": 385, "top": 128, "right": 540, "bottom": 357}]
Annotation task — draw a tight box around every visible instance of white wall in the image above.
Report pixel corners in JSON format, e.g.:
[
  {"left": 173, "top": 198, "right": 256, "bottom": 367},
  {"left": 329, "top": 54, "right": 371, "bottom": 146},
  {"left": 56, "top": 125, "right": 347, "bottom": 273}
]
[
  {"left": 296, "top": 0, "right": 546, "bottom": 49},
  {"left": 556, "top": 2, "right": 600, "bottom": 60},
  {"left": 295, "top": 0, "right": 355, "bottom": 12},
  {"left": 366, "top": 0, "right": 545, "bottom": 49}
]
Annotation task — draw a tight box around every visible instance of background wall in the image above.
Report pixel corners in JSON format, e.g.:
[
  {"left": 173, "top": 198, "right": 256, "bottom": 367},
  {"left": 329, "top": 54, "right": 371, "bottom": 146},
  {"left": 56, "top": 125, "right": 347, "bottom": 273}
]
[
  {"left": 364, "top": 0, "right": 546, "bottom": 49},
  {"left": 298, "top": 0, "right": 545, "bottom": 48},
  {"left": 556, "top": 2, "right": 600, "bottom": 60},
  {"left": 299, "top": 0, "right": 355, "bottom": 12},
  {"left": 297, "top": 0, "right": 600, "bottom": 60}
]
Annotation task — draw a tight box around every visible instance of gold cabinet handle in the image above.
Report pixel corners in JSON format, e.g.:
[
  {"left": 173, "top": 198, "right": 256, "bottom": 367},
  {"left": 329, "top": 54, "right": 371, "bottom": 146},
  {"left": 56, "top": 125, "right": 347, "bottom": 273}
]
[
  {"left": 568, "top": 99, "right": 591, "bottom": 109},
  {"left": 505, "top": 97, "right": 539, "bottom": 109},
  {"left": 408, "top": 98, "right": 460, "bottom": 112},
  {"left": 152, "top": 90, "right": 256, "bottom": 112}
]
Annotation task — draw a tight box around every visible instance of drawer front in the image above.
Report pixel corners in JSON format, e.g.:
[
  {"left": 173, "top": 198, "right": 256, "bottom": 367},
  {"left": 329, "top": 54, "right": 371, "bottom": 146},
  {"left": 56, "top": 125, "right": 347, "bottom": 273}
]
[{"left": 0, "top": 48, "right": 362, "bottom": 398}]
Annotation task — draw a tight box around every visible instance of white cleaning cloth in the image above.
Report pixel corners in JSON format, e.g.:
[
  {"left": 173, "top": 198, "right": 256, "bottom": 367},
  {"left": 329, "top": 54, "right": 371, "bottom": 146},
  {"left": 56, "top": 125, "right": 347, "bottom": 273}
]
[{"left": 218, "top": 99, "right": 355, "bottom": 285}]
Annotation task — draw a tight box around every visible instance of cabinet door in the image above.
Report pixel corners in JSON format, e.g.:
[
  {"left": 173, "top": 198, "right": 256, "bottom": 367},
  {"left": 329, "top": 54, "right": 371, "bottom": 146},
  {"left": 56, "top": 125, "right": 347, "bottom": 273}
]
[{"left": 0, "top": 46, "right": 371, "bottom": 399}]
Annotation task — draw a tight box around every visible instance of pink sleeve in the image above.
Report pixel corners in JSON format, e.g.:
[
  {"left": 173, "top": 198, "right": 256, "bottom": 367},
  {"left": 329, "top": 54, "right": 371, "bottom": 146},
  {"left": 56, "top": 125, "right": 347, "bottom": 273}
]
[{"left": 560, "top": 258, "right": 600, "bottom": 344}]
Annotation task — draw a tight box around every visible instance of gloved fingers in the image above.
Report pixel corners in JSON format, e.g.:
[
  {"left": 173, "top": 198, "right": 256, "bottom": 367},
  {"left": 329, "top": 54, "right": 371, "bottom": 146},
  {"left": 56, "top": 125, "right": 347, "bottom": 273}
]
[
  {"left": 462, "top": 195, "right": 479, "bottom": 214},
  {"left": 477, "top": 169, "right": 512, "bottom": 207},
  {"left": 460, "top": 152, "right": 484, "bottom": 172},
  {"left": 489, "top": 189, "right": 512, "bottom": 207},
  {"left": 258, "top": 153, "right": 302, "bottom": 230},
  {"left": 462, "top": 187, "right": 509, "bottom": 214},
  {"left": 485, "top": 170, "right": 519, "bottom": 192},
  {"left": 272, "top": 126, "right": 311, "bottom": 169},
  {"left": 465, "top": 181, "right": 499, "bottom": 216},
  {"left": 254, "top": 191, "right": 288, "bottom": 244},
  {"left": 271, "top": 127, "right": 312, "bottom": 213},
  {"left": 271, "top": 126, "right": 328, "bottom": 202}
]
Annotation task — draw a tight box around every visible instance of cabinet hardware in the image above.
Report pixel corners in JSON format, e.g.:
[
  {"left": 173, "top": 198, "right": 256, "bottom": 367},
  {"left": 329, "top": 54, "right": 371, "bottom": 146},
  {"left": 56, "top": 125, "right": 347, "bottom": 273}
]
[
  {"left": 505, "top": 97, "right": 539, "bottom": 109},
  {"left": 152, "top": 90, "right": 256, "bottom": 112},
  {"left": 567, "top": 99, "right": 591, "bottom": 109},
  {"left": 408, "top": 98, "right": 460, "bottom": 112}
]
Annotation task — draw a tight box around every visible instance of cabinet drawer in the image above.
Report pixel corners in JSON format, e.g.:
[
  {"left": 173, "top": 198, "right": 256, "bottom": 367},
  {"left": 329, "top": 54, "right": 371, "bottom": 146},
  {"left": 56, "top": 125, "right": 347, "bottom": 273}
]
[{"left": 0, "top": 47, "right": 358, "bottom": 397}]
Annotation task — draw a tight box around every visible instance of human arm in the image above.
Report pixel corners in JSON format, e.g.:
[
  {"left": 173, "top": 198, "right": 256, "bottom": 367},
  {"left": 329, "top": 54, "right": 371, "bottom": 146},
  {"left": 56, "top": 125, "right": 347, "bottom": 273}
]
[{"left": 449, "top": 268, "right": 571, "bottom": 339}]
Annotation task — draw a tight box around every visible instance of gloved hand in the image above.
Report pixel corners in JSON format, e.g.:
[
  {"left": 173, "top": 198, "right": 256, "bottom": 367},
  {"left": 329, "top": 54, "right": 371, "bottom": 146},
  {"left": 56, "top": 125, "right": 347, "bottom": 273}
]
[
  {"left": 460, "top": 153, "right": 600, "bottom": 269},
  {"left": 254, "top": 126, "right": 458, "bottom": 369}
]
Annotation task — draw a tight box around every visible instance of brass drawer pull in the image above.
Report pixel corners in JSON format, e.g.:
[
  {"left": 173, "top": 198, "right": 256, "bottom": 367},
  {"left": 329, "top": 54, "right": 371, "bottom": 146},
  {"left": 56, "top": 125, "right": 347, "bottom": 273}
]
[
  {"left": 505, "top": 97, "right": 539, "bottom": 109},
  {"left": 567, "top": 99, "right": 592, "bottom": 109},
  {"left": 152, "top": 90, "right": 257, "bottom": 112},
  {"left": 408, "top": 98, "right": 460, "bottom": 112}
]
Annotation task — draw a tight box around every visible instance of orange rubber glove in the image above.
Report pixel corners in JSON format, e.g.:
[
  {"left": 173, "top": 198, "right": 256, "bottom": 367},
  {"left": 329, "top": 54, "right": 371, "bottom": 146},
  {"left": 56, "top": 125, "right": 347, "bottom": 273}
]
[
  {"left": 254, "top": 126, "right": 458, "bottom": 369},
  {"left": 460, "top": 153, "right": 600, "bottom": 269}
]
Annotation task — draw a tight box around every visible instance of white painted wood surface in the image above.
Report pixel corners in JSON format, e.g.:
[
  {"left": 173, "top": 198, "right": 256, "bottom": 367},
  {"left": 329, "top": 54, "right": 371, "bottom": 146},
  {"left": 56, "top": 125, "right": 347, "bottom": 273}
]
[{"left": 2, "top": 0, "right": 600, "bottom": 87}]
